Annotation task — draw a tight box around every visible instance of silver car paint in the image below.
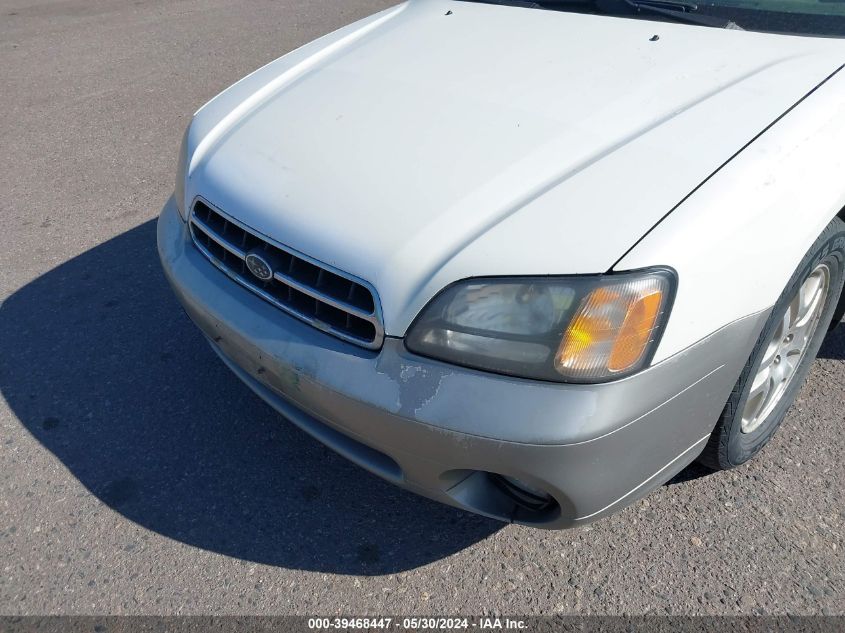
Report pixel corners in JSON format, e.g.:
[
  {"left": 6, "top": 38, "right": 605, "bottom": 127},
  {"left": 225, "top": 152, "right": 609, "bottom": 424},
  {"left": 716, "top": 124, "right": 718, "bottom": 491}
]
[{"left": 158, "top": 200, "right": 768, "bottom": 527}]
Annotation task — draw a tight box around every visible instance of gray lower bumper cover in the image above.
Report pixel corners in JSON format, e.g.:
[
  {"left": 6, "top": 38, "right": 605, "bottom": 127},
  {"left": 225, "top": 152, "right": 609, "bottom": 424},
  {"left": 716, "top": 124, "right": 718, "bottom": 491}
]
[{"left": 158, "top": 199, "right": 768, "bottom": 528}]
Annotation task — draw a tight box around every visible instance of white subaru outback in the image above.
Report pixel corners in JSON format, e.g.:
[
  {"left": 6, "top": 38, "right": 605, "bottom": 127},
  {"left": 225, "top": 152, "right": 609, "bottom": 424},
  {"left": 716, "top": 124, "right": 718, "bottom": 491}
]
[{"left": 159, "top": 0, "right": 845, "bottom": 527}]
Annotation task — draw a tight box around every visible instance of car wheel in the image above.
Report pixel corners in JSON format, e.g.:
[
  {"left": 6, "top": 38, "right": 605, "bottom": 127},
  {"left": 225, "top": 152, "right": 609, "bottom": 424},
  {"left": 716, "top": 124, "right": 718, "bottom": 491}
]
[{"left": 698, "top": 216, "right": 845, "bottom": 470}]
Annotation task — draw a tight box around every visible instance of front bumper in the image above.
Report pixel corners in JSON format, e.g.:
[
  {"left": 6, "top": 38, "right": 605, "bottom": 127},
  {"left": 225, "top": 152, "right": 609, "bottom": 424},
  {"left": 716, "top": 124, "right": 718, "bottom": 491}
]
[{"left": 158, "top": 199, "right": 767, "bottom": 528}]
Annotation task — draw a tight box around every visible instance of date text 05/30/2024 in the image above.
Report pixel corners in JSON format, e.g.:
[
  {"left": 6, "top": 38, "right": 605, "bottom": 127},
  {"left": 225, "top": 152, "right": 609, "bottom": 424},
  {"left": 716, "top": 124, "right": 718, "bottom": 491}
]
[{"left": 307, "top": 618, "right": 527, "bottom": 630}]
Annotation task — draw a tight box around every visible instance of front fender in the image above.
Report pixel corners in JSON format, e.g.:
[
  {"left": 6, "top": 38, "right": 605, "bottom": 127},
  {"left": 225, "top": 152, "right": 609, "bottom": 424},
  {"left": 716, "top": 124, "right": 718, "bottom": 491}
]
[{"left": 616, "top": 65, "right": 845, "bottom": 363}]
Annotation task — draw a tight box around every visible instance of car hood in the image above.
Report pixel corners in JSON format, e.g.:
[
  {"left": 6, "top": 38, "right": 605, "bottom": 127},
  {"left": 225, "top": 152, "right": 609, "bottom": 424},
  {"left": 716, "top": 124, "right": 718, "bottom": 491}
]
[{"left": 185, "top": 0, "right": 845, "bottom": 335}]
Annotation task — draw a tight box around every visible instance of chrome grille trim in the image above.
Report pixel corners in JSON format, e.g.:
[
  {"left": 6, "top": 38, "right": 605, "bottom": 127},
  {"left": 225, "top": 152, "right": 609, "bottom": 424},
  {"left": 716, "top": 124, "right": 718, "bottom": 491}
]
[{"left": 189, "top": 198, "right": 385, "bottom": 350}]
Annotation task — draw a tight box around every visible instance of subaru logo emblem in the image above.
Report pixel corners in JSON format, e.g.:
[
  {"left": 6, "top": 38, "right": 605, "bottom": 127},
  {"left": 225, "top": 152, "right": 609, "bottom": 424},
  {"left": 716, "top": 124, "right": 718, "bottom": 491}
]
[{"left": 245, "top": 250, "right": 274, "bottom": 282}]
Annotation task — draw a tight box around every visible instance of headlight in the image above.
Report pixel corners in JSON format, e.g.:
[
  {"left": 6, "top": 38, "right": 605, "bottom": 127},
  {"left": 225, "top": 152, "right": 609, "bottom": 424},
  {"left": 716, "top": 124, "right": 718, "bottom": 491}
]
[
  {"left": 405, "top": 268, "right": 675, "bottom": 383},
  {"left": 174, "top": 125, "right": 190, "bottom": 220}
]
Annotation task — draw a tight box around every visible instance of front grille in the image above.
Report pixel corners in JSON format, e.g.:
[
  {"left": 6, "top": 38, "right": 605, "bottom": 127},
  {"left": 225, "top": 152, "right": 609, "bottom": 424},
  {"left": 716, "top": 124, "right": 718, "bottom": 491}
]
[{"left": 189, "top": 199, "right": 384, "bottom": 349}]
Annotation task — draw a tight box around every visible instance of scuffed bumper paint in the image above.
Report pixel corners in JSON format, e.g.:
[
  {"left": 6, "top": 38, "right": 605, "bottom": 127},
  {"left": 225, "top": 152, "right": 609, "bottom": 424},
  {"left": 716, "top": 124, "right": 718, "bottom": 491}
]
[{"left": 158, "top": 199, "right": 768, "bottom": 527}]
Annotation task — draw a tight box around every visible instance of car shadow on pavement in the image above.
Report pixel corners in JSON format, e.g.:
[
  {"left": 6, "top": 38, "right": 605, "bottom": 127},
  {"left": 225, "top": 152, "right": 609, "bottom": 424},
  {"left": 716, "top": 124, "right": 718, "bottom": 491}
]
[
  {"left": 0, "top": 216, "right": 500, "bottom": 576},
  {"left": 819, "top": 321, "right": 845, "bottom": 360}
]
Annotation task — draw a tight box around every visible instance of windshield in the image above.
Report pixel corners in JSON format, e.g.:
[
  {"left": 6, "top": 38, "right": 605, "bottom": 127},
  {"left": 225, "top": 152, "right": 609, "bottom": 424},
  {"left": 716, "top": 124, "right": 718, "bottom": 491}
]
[{"left": 459, "top": 0, "right": 845, "bottom": 37}]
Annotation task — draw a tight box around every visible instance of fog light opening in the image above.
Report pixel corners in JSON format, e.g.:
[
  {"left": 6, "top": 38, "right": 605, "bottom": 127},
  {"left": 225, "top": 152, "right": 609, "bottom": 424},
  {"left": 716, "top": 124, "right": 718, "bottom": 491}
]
[
  {"left": 441, "top": 469, "right": 562, "bottom": 525},
  {"left": 490, "top": 474, "right": 555, "bottom": 512}
]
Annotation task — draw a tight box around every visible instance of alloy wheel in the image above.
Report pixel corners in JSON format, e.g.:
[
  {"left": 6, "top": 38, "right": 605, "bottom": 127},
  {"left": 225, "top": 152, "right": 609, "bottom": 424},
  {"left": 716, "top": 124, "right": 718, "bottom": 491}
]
[{"left": 740, "top": 263, "right": 831, "bottom": 434}]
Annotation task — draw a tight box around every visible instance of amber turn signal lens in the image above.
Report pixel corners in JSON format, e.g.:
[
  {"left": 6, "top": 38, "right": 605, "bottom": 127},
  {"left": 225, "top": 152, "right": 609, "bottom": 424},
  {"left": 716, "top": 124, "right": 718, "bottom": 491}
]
[
  {"left": 555, "top": 276, "right": 669, "bottom": 380},
  {"left": 608, "top": 290, "right": 664, "bottom": 371}
]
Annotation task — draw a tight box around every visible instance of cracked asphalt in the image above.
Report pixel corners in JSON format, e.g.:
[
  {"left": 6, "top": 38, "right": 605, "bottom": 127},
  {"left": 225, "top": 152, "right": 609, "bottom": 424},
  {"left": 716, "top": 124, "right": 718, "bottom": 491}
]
[{"left": 1, "top": 0, "right": 843, "bottom": 617}]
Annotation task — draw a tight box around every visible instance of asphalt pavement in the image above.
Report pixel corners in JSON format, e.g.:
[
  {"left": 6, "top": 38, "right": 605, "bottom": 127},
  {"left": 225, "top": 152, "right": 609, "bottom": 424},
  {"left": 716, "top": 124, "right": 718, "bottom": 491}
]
[{"left": 1, "top": 0, "right": 843, "bottom": 616}]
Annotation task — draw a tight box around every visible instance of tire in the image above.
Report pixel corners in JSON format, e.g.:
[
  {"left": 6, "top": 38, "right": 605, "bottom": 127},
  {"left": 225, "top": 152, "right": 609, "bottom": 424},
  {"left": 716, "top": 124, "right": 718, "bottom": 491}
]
[
  {"left": 831, "top": 279, "right": 845, "bottom": 331},
  {"left": 698, "top": 216, "right": 845, "bottom": 470}
]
